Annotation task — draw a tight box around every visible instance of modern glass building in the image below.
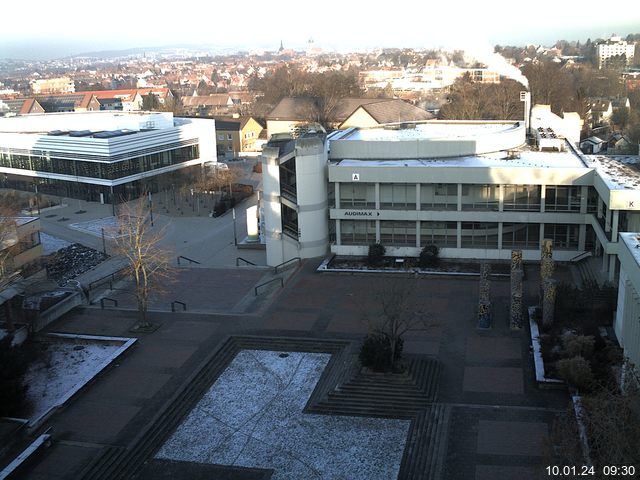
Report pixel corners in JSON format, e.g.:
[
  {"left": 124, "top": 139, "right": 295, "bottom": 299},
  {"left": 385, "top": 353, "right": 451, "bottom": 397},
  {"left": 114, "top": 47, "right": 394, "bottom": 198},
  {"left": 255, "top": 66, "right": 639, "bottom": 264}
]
[{"left": 0, "top": 111, "right": 216, "bottom": 204}]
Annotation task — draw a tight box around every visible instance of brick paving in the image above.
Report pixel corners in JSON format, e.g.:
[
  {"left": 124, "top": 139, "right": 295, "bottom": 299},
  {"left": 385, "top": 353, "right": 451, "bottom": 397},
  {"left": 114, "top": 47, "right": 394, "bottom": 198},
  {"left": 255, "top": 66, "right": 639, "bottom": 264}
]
[{"left": 10, "top": 260, "right": 569, "bottom": 479}]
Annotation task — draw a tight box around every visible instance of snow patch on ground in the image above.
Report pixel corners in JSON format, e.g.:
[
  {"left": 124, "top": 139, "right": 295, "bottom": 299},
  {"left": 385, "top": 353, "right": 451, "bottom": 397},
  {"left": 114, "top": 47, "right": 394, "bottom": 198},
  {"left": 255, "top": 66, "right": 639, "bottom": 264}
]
[
  {"left": 156, "top": 350, "right": 410, "bottom": 480},
  {"left": 68, "top": 217, "right": 125, "bottom": 239},
  {"left": 25, "top": 341, "right": 122, "bottom": 421},
  {"left": 40, "top": 233, "right": 72, "bottom": 255}
]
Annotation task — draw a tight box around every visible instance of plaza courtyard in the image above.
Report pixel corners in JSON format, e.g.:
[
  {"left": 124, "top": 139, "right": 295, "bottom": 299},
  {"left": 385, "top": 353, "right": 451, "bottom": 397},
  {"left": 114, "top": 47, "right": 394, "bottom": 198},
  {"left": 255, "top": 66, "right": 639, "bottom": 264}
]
[{"left": 10, "top": 259, "right": 567, "bottom": 480}]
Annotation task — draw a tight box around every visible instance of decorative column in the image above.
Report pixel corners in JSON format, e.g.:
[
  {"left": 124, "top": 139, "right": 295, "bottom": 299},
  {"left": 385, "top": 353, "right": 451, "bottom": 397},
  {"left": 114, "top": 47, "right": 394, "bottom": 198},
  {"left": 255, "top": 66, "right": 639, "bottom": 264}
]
[
  {"left": 540, "top": 238, "right": 554, "bottom": 303},
  {"left": 542, "top": 279, "right": 557, "bottom": 327},
  {"left": 510, "top": 249, "right": 524, "bottom": 330},
  {"left": 477, "top": 263, "right": 491, "bottom": 329}
]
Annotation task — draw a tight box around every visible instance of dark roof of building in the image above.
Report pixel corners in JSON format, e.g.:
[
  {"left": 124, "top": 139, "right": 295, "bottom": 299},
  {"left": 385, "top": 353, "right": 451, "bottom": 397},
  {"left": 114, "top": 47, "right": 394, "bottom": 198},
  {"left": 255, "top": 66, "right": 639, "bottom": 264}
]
[
  {"left": 266, "top": 97, "right": 320, "bottom": 121},
  {"left": 214, "top": 119, "right": 242, "bottom": 131},
  {"left": 355, "top": 99, "right": 433, "bottom": 124},
  {"left": 1, "top": 98, "right": 44, "bottom": 114},
  {"left": 267, "top": 96, "right": 433, "bottom": 124}
]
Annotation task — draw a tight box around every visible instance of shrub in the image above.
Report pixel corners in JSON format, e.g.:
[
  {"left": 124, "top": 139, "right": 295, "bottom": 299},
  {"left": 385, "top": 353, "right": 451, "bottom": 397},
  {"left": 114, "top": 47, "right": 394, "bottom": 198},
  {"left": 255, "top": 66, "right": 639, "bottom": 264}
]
[
  {"left": 367, "top": 243, "right": 386, "bottom": 267},
  {"left": 359, "top": 333, "right": 403, "bottom": 372},
  {"left": 419, "top": 244, "right": 439, "bottom": 268},
  {"left": 556, "top": 355, "right": 593, "bottom": 391},
  {"left": 561, "top": 334, "right": 595, "bottom": 359}
]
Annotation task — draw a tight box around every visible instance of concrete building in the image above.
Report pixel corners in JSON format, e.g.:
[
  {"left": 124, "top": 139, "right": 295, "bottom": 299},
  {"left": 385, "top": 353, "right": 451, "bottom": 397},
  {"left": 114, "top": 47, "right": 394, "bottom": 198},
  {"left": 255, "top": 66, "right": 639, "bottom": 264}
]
[
  {"left": 261, "top": 117, "right": 640, "bottom": 279},
  {"left": 597, "top": 36, "right": 636, "bottom": 69},
  {"left": 30, "top": 77, "right": 75, "bottom": 95},
  {"left": 0, "top": 111, "right": 216, "bottom": 204},
  {"left": 1, "top": 217, "right": 42, "bottom": 277},
  {"left": 260, "top": 113, "right": 640, "bottom": 365}
]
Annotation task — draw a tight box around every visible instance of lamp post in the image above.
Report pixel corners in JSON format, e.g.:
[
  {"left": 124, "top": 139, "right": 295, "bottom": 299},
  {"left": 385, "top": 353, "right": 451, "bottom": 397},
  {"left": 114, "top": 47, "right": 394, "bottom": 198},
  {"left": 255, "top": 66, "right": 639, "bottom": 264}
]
[
  {"left": 148, "top": 192, "right": 154, "bottom": 226},
  {"left": 232, "top": 207, "right": 238, "bottom": 246}
]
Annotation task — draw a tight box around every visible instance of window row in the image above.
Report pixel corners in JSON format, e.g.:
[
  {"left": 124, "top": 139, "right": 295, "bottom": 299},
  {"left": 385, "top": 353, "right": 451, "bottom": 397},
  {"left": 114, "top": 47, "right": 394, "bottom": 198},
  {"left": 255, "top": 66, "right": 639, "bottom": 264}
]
[
  {"left": 0, "top": 145, "right": 199, "bottom": 180},
  {"left": 336, "top": 183, "right": 589, "bottom": 213},
  {"left": 339, "top": 220, "right": 580, "bottom": 250}
]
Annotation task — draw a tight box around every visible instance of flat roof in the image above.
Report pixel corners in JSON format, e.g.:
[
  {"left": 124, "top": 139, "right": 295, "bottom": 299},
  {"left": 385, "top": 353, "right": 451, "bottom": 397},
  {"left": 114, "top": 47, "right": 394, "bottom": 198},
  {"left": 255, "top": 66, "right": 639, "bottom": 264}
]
[
  {"left": 335, "top": 148, "right": 587, "bottom": 169},
  {"left": 586, "top": 155, "right": 640, "bottom": 190},
  {"left": 336, "top": 121, "right": 521, "bottom": 142}
]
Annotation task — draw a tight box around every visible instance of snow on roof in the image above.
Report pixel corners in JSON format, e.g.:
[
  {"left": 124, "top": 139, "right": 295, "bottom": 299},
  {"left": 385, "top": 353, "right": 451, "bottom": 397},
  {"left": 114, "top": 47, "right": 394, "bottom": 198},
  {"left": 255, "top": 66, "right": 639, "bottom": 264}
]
[
  {"left": 585, "top": 155, "right": 640, "bottom": 190},
  {"left": 340, "top": 121, "right": 520, "bottom": 142},
  {"left": 336, "top": 149, "right": 586, "bottom": 169},
  {"left": 620, "top": 233, "right": 640, "bottom": 267}
]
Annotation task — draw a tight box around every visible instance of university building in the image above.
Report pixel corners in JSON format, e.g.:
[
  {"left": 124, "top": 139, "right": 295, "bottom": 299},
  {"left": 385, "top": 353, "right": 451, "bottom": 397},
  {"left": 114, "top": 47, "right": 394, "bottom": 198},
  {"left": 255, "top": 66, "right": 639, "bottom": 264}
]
[
  {"left": 260, "top": 111, "right": 640, "bottom": 364},
  {"left": 0, "top": 111, "right": 216, "bottom": 204}
]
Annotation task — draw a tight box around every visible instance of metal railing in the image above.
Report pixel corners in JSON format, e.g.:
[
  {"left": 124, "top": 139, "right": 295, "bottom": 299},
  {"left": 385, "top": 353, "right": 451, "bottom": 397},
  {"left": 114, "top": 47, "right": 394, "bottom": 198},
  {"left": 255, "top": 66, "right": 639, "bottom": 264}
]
[
  {"left": 171, "top": 301, "right": 187, "bottom": 312},
  {"left": 254, "top": 277, "right": 284, "bottom": 296},
  {"left": 274, "top": 257, "right": 301, "bottom": 274},
  {"left": 236, "top": 257, "right": 257, "bottom": 266},
  {"left": 100, "top": 298, "right": 118, "bottom": 309},
  {"left": 569, "top": 251, "right": 593, "bottom": 263},
  {"left": 177, "top": 255, "right": 201, "bottom": 265},
  {"left": 88, "top": 267, "right": 129, "bottom": 291}
]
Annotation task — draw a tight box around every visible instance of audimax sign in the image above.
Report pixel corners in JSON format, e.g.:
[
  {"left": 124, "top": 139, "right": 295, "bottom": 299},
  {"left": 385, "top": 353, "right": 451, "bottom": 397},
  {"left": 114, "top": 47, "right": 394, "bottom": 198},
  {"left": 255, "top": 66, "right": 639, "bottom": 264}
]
[{"left": 343, "top": 210, "right": 380, "bottom": 217}]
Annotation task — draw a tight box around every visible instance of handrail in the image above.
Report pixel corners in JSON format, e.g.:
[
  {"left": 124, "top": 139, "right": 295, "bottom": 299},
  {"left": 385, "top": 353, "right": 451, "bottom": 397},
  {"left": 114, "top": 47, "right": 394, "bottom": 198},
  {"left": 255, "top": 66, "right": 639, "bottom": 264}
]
[
  {"left": 236, "top": 257, "right": 257, "bottom": 266},
  {"left": 177, "top": 255, "right": 201, "bottom": 265},
  {"left": 89, "top": 267, "right": 129, "bottom": 291},
  {"left": 171, "top": 301, "right": 187, "bottom": 312},
  {"left": 569, "top": 251, "right": 593, "bottom": 263},
  {"left": 100, "top": 298, "right": 118, "bottom": 309},
  {"left": 254, "top": 277, "right": 284, "bottom": 296},
  {"left": 273, "top": 257, "right": 301, "bottom": 274}
]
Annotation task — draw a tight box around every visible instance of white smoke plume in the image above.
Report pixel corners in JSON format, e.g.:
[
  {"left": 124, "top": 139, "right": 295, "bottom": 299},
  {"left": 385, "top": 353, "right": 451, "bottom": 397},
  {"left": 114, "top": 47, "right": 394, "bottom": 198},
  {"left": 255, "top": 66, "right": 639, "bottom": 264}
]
[{"left": 463, "top": 45, "right": 529, "bottom": 89}]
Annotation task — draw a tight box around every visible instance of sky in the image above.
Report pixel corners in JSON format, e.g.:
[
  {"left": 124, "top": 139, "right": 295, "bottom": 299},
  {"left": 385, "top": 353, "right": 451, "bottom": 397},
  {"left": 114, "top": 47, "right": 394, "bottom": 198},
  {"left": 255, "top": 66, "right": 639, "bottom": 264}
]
[{"left": 2, "top": 0, "right": 640, "bottom": 60}]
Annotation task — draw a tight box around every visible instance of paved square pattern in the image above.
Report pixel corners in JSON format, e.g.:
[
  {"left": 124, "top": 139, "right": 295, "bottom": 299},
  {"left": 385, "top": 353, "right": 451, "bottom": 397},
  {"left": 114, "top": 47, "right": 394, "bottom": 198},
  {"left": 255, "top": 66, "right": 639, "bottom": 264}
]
[
  {"left": 465, "top": 337, "right": 521, "bottom": 362},
  {"left": 475, "top": 465, "right": 541, "bottom": 480},
  {"left": 462, "top": 367, "right": 524, "bottom": 394},
  {"left": 476, "top": 420, "right": 548, "bottom": 456},
  {"left": 156, "top": 350, "right": 410, "bottom": 480}
]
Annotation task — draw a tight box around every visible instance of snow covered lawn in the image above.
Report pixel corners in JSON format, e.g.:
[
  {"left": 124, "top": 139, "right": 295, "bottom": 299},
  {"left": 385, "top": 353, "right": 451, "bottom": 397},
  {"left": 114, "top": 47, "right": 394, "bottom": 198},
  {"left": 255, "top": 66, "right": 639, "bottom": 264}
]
[
  {"left": 40, "top": 233, "right": 71, "bottom": 255},
  {"left": 25, "top": 335, "right": 135, "bottom": 424},
  {"left": 156, "top": 350, "right": 410, "bottom": 480}
]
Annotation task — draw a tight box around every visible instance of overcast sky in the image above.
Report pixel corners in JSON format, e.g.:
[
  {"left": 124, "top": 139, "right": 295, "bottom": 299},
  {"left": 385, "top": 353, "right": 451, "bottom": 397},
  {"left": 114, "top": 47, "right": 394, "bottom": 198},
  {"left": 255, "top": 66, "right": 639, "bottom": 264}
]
[{"left": 2, "top": 0, "right": 640, "bottom": 60}]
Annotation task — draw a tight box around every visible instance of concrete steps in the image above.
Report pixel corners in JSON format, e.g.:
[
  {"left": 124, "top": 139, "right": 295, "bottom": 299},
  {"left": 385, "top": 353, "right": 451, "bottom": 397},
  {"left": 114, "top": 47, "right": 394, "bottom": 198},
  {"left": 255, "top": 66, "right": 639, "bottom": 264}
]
[
  {"left": 308, "top": 357, "right": 441, "bottom": 419},
  {"left": 398, "top": 403, "right": 450, "bottom": 480}
]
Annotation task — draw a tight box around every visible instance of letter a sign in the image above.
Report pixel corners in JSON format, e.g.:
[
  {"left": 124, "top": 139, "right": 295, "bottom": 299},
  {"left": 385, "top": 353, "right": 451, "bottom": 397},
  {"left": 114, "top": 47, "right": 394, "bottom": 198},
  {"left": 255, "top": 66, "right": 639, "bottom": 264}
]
[{"left": 352, "top": 173, "right": 360, "bottom": 181}]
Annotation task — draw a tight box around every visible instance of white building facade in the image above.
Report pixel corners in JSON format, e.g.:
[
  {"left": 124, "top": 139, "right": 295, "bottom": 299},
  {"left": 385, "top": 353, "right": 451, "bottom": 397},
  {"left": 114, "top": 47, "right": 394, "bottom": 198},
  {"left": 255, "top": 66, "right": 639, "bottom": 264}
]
[
  {"left": 0, "top": 111, "right": 216, "bottom": 204},
  {"left": 597, "top": 36, "right": 636, "bottom": 69}
]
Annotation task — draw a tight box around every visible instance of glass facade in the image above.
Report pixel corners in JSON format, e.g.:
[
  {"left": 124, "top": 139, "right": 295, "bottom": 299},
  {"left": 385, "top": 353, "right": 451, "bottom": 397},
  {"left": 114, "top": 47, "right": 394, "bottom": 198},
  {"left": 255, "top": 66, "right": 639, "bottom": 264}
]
[
  {"left": 380, "top": 184, "right": 415, "bottom": 210},
  {"left": 502, "top": 223, "right": 540, "bottom": 249},
  {"left": 461, "top": 222, "right": 499, "bottom": 248},
  {"left": 340, "top": 220, "right": 376, "bottom": 245},
  {"left": 545, "top": 186, "right": 581, "bottom": 212},
  {"left": 340, "top": 183, "right": 375, "bottom": 208},
  {"left": 461, "top": 184, "right": 499, "bottom": 211},
  {"left": 0, "top": 145, "right": 199, "bottom": 181},
  {"left": 544, "top": 223, "right": 579, "bottom": 250},
  {"left": 420, "top": 184, "right": 457, "bottom": 210},
  {"left": 380, "top": 220, "right": 416, "bottom": 245},
  {"left": 420, "top": 221, "right": 457, "bottom": 247},
  {"left": 503, "top": 185, "right": 541, "bottom": 211}
]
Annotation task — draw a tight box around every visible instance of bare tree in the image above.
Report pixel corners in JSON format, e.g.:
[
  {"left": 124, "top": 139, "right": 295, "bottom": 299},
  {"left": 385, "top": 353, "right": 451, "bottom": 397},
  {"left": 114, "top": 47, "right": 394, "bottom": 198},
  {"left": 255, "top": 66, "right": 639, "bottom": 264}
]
[
  {"left": 112, "top": 195, "right": 174, "bottom": 329},
  {"left": 365, "top": 278, "right": 436, "bottom": 369}
]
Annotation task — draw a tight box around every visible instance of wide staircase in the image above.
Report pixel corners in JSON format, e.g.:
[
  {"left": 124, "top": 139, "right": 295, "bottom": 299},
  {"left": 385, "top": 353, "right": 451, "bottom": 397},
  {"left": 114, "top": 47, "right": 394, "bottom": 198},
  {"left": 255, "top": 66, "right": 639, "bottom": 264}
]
[
  {"left": 308, "top": 357, "right": 441, "bottom": 418},
  {"left": 78, "top": 336, "right": 446, "bottom": 480}
]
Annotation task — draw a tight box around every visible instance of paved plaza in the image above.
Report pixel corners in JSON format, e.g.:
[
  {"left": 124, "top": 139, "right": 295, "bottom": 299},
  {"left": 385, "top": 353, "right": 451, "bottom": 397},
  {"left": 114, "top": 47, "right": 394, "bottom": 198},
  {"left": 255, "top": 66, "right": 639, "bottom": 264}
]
[{"left": 7, "top": 254, "right": 570, "bottom": 480}]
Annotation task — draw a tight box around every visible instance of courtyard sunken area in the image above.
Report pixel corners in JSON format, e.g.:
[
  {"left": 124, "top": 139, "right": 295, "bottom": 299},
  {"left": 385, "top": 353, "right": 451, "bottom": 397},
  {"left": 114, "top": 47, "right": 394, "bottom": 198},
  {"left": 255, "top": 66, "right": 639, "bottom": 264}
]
[{"left": 156, "top": 349, "right": 410, "bottom": 480}]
